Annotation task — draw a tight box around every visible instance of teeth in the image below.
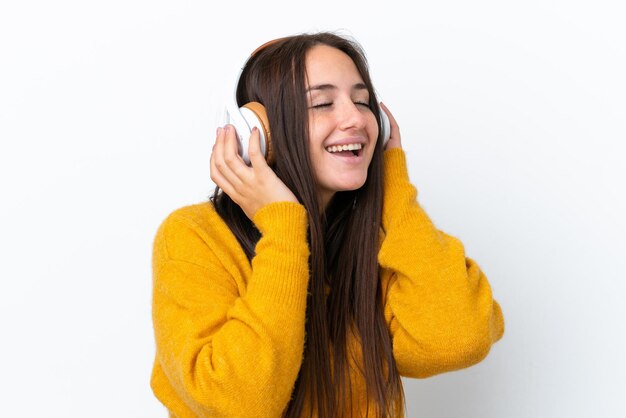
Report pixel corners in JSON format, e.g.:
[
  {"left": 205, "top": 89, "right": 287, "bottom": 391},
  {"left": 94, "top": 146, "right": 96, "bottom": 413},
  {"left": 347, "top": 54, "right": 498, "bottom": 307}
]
[{"left": 325, "top": 143, "right": 363, "bottom": 153}]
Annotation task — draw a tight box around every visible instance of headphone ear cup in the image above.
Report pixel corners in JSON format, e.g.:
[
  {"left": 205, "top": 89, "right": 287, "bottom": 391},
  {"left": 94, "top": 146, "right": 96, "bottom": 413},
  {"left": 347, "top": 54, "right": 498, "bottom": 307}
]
[
  {"left": 240, "top": 102, "right": 273, "bottom": 165},
  {"left": 379, "top": 103, "right": 391, "bottom": 146}
]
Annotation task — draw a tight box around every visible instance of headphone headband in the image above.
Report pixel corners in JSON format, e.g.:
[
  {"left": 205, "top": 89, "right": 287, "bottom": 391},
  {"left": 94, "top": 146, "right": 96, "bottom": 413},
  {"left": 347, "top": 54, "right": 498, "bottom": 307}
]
[{"left": 250, "top": 37, "right": 286, "bottom": 57}]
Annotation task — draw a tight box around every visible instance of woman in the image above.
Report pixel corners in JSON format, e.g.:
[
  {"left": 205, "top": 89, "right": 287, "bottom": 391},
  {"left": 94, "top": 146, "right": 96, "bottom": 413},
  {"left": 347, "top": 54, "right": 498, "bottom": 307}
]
[{"left": 150, "top": 32, "right": 505, "bottom": 418}]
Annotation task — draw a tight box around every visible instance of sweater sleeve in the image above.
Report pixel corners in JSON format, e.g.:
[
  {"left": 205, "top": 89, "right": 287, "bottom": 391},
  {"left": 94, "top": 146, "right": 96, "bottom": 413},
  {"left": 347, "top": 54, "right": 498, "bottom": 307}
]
[
  {"left": 151, "top": 201, "right": 310, "bottom": 417},
  {"left": 378, "top": 148, "right": 505, "bottom": 379}
]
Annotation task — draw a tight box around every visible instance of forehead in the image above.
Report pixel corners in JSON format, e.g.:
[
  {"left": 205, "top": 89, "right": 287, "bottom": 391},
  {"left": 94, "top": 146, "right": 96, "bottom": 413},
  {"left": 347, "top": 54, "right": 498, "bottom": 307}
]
[{"left": 304, "top": 44, "right": 364, "bottom": 86}]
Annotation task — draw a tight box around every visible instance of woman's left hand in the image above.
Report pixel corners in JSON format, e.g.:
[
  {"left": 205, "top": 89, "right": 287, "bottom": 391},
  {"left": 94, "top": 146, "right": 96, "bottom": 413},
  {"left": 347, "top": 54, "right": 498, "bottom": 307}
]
[{"left": 380, "top": 102, "right": 402, "bottom": 150}]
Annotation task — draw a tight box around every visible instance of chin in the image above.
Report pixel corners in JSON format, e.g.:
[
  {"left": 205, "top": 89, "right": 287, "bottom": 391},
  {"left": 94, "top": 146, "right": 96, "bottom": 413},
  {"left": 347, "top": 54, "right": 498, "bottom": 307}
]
[
  {"left": 318, "top": 174, "right": 368, "bottom": 196},
  {"left": 336, "top": 178, "right": 367, "bottom": 192}
]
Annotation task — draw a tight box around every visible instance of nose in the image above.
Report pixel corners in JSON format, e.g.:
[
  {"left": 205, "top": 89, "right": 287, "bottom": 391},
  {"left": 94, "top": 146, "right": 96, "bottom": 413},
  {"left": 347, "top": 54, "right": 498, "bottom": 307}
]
[{"left": 337, "top": 99, "right": 367, "bottom": 132}]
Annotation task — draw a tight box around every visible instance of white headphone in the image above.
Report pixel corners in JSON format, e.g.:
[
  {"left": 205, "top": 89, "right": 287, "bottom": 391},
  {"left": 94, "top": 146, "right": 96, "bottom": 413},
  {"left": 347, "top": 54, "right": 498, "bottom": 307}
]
[{"left": 224, "top": 40, "right": 390, "bottom": 165}]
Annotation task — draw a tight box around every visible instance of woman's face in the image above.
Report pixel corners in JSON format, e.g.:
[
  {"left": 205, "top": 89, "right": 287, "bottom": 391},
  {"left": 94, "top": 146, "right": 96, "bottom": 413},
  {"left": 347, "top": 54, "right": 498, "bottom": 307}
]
[{"left": 305, "top": 44, "right": 379, "bottom": 210}]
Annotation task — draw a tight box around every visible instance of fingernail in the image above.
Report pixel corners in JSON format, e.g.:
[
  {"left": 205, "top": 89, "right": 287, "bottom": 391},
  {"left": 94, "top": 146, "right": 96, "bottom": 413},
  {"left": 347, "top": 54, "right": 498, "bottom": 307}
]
[
  {"left": 252, "top": 127, "right": 258, "bottom": 133},
  {"left": 225, "top": 125, "right": 231, "bottom": 133}
]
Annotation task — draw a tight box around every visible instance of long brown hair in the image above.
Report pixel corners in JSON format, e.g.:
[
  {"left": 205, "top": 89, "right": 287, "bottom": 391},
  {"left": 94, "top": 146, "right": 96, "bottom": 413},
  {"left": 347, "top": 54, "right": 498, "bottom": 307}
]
[{"left": 208, "top": 32, "right": 405, "bottom": 417}]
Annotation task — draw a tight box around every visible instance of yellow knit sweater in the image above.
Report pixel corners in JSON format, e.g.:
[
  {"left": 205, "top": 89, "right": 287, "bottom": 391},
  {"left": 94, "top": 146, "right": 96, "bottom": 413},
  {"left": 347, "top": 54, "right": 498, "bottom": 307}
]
[{"left": 150, "top": 148, "right": 505, "bottom": 417}]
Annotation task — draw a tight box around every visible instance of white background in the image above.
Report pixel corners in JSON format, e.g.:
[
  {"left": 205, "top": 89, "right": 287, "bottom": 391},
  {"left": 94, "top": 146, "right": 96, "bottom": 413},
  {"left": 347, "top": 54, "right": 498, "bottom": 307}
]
[{"left": 1, "top": 1, "right": 625, "bottom": 417}]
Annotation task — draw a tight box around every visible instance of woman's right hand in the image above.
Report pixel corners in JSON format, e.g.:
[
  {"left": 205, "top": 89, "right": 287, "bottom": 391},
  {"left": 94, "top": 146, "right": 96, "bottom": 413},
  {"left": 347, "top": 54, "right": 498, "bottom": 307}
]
[{"left": 210, "top": 125, "right": 300, "bottom": 221}]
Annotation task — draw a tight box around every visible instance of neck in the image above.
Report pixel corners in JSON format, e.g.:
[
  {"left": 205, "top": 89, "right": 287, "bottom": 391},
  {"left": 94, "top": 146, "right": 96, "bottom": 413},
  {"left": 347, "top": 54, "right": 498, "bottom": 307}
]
[{"left": 318, "top": 191, "right": 334, "bottom": 213}]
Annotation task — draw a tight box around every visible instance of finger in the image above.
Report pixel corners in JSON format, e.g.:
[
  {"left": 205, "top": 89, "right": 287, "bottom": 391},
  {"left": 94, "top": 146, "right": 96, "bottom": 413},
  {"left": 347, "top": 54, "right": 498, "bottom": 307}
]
[
  {"left": 213, "top": 126, "right": 244, "bottom": 190},
  {"left": 210, "top": 126, "right": 224, "bottom": 165},
  {"left": 211, "top": 159, "right": 240, "bottom": 202},
  {"left": 210, "top": 127, "right": 228, "bottom": 187},
  {"left": 248, "top": 127, "right": 267, "bottom": 170},
  {"left": 222, "top": 125, "right": 249, "bottom": 184},
  {"left": 210, "top": 128, "right": 241, "bottom": 202},
  {"left": 210, "top": 132, "right": 237, "bottom": 198}
]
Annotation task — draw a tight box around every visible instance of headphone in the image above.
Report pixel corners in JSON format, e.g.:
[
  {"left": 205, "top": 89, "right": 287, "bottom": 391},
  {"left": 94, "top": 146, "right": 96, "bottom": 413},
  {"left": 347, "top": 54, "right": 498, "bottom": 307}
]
[{"left": 224, "top": 39, "right": 391, "bottom": 166}]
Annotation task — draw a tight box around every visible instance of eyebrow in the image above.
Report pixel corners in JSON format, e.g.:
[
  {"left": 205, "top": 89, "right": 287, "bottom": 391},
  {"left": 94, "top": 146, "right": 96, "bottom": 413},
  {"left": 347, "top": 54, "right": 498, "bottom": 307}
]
[{"left": 306, "top": 83, "right": 368, "bottom": 93}]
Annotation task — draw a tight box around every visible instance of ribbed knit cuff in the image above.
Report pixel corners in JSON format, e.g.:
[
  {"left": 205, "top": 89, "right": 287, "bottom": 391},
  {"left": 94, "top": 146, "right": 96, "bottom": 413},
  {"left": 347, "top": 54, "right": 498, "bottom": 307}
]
[
  {"left": 252, "top": 200, "right": 309, "bottom": 244},
  {"left": 248, "top": 201, "right": 311, "bottom": 315}
]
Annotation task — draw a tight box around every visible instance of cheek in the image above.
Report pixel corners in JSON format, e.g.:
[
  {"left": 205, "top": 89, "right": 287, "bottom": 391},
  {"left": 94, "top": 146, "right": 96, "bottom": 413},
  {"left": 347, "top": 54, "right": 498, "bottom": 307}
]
[
  {"left": 308, "top": 117, "right": 333, "bottom": 147},
  {"left": 367, "top": 115, "right": 379, "bottom": 142}
]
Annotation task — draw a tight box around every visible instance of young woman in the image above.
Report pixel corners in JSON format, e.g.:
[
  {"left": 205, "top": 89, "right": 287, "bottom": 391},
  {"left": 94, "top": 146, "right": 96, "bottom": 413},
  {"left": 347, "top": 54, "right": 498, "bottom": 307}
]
[{"left": 150, "top": 32, "right": 505, "bottom": 418}]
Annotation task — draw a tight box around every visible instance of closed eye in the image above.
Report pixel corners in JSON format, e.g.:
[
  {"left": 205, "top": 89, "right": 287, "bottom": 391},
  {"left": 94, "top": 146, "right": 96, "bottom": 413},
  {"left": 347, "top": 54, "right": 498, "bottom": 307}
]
[
  {"left": 311, "top": 103, "right": 332, "bottom": 109},
  {"left": 311, "top": 102, "right": 371, "bottom": 109}
]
